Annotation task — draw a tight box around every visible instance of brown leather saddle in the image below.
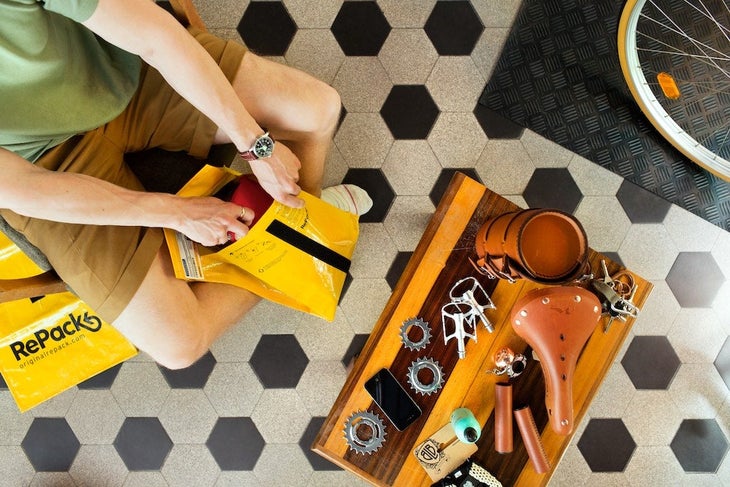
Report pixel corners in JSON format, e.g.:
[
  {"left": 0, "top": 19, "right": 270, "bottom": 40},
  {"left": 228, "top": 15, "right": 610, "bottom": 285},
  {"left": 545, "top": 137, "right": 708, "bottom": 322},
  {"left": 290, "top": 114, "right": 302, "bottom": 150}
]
[{"left": 510, "top": 286, "right": 602, "bottom": 435}]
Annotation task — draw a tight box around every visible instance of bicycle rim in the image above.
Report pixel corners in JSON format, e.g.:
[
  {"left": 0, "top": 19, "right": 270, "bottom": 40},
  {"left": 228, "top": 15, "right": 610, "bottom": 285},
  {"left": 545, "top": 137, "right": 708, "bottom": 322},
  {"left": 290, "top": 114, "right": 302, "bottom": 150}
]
[{"left": 618, "top": 0, "right": 730, "bottom": 181}]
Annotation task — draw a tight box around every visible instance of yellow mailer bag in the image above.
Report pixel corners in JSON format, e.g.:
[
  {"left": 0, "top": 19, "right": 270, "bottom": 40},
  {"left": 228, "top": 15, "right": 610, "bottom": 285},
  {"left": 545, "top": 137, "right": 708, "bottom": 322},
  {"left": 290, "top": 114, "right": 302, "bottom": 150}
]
[
  {"left": 164, "top": 165, "right": 359, "bottom": 321},
  {"left": 0, "top": 292, "right": 138, "bottom": 412},
  {"left": 0, "top": 232, "right": 44, "bottom": 279}
]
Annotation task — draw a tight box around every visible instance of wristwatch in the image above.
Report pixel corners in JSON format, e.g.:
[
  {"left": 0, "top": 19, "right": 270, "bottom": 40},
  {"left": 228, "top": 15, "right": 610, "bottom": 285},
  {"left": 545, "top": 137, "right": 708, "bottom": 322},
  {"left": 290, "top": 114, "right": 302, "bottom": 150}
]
[{"left": 239, "top": 131, "right": 275, "bottom": 161}]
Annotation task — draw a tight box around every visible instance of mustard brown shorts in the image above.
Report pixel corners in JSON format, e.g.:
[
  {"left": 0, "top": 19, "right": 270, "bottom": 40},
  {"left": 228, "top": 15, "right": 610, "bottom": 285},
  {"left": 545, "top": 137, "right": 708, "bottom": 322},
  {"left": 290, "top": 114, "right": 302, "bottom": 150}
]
[{"left": 1, "top": 29, "right": 247, "bottom": 322}]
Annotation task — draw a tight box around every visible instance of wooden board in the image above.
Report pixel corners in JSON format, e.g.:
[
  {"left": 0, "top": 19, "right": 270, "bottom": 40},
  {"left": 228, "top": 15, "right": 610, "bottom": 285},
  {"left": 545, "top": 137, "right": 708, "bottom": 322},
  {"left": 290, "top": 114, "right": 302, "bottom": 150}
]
[{"left": 313, "top": 173, "right": 652, "bottom": 486}]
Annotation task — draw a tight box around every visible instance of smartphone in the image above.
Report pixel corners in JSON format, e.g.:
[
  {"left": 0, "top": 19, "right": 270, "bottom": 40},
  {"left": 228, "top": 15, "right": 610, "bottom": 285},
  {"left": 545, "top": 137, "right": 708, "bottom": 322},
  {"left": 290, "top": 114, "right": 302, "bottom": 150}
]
[{"left": 364, "top": 368, "right": 422, "bottom": 431}]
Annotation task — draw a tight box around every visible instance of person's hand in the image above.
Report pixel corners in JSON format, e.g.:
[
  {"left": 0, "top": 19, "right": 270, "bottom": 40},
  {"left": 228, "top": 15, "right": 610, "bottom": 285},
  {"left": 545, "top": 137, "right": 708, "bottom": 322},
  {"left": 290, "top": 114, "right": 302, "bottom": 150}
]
[
  {"left": 248, "top": 142, "right": 305, "bottom": 208},
  {"left": 174, "top": 196, "right": 254, "bottom": 247}
]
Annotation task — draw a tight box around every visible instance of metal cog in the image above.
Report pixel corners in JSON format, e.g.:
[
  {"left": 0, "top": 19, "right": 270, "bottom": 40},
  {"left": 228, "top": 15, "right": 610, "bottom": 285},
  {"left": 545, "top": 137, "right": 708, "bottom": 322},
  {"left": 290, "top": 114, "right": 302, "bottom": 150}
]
[
  {"left": 407, "top": 357, "right": 445, "bottom": 395},
  {"left": 400, "top": 317, "right": 431, "bottom": 351},
  {"left": 343, "top": 410, "right": 386, "bottom": 454}
]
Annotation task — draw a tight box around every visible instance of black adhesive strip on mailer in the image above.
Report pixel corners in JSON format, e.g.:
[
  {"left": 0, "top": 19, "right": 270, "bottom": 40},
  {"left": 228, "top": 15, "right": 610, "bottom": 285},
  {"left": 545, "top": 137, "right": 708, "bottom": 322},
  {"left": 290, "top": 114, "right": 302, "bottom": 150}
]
[{"left": 265, "top": 220, "right": 351, "bottom": 274}]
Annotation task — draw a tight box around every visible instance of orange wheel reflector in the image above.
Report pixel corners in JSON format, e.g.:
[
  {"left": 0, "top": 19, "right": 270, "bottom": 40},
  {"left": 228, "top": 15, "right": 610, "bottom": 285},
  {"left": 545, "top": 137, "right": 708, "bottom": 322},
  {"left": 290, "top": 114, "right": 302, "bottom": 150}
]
[{"left": 657, "top": 72, "right": 681, "bottom": 99}]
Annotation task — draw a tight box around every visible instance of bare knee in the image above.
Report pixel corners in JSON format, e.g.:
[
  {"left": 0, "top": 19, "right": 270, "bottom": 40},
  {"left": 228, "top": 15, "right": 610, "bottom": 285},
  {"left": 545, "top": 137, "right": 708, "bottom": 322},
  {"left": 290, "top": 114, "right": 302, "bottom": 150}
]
[{"left": 316, "top": 83, "right": 342, "bottom": 136}]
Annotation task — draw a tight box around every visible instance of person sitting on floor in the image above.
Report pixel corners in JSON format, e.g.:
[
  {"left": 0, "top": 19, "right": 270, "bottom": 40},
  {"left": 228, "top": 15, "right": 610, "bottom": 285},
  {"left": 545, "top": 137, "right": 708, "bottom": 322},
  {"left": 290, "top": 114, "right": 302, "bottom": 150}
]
[{"left": 0, "top": 0, "right": 372, "bottom": 369}]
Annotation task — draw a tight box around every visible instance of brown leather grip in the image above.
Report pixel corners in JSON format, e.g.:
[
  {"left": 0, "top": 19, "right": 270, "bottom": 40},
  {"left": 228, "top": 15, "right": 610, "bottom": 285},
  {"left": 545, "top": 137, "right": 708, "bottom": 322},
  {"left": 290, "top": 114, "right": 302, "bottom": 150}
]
[
  {"left": 494, "top": 382, "right": 513, "bottom": 453},
  {"left": 514, "top": 405, "right": 550, "bottom": 474}
]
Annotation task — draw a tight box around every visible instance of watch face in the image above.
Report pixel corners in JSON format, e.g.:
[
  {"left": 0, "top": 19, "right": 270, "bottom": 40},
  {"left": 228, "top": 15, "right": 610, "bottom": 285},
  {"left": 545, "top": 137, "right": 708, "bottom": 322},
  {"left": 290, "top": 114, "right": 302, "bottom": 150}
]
[{"left": 253, "top": 135, "right": 274, "bottom": 158}]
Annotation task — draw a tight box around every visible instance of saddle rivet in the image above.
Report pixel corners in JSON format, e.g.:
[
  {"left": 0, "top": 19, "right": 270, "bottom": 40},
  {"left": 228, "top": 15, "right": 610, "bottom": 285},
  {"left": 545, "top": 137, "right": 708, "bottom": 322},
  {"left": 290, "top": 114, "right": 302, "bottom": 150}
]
[
  {"left": 520, "top": 310, "right": 528, "bottom": 317},
  {"left": 514, "top": 319, "right": 521, "bottom": 326},
  {"left": 594, "top": 305, "right": 600, "bottom": 313},
  {"left": 561, "top": 419, "right": 569, "bottom": 426},
  {"left": 541, "top": 297, "right": 550, "bottom": 304},
  {"left": 574, "top": 295, "right": 581, "bottom": 302}
]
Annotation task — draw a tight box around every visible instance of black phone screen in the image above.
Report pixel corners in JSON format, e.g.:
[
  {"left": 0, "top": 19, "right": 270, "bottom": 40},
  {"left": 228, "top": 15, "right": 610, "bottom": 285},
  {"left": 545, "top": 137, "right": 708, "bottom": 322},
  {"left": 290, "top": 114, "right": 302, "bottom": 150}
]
[{"left": 364, "top": 368, "right": 422, "bottom": 431}]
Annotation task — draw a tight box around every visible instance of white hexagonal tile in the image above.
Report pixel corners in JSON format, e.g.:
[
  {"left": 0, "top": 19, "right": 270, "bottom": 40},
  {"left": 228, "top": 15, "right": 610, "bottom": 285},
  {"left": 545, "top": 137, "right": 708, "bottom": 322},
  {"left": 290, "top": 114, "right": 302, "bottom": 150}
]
[
  {"left": 158, "top": 390, "right": 219, "bottom": 444},
  {"left": 204, "top": 362, "right": 263, "bottom": 417},
  {"left": 383, "top": 195, "right": 435, "bottom": 251},
  {"left": 668, "top": 363, "right": 729, "bottom": 419},
  {"left": 339, "top": 278, "right": 392, "bottom": 334},
  {"left": 334, "top": 113, "right": 393, "bottom": 168},
  {"left": 623, "top": 390, "right": 683, "bottom": 446},
  {"left": 295, "top": 310, "right": 356, "bottom": 361},
  {"left": 66, "top": 390, "right": 125, "bottom": 444},
  {"left": 520, "top": 129, "right": 575, "bottom": 168},
  {"left": 282, "top": 0, "right": 343, "bottom": 28},
  {"left": 382, "top": 141, "right": 442, "bottom": 195},
  {"left": 631, "top": 280, "right": 680, "bottom": 336},
  {"left": 69, "top": 445, "right": 128, "bottom": 487},
  {"left": 379, "top": 29, "right": 438, "bottom": 84},
  {"left": 162, "top": 444, "right": 220, "bottom": 487},
  {"left": 378, "top": 0, "right": 436, "bottom": 28},
  {"left": 296, "top": 360, "right": 347, "bottom": 416},
  {"left": 428, "top": 112, "right": 486, "bottom": 168},
  {"left": 350, "top": 223, "right": 399, "bottom": 278},
  {"left": 111, "top": 361, "right": 170, "bottom": 417},
  {"left": 475, "top": 139, "right": 535, "bottom": 195},
  {"left": 285, "top": 29, "right": 345, "bottom": 84},
  {"left": 251, "top": 389, "right": 311, "bottom": 443},
  {"left": 663, "top": 205, "right": 723, "bottom": 252},
  {"left": 618, "top": 224, "right": 679, "bottom": 280},
  {"left": 575, "top": 196, "right": 631, "bottom": 252},
  {"left": 667, "top": 308, "right": 726, "bottom": 363},
  {"left": 587, "top": 365, "right": 636, "bottom": 419},
  {"left": 568, "top": 153, "right": 624, "bottom": 196},
  {"left": 332, "top": 57, "right": 392, "bottom": 113},
  {"left": 426, "top": 57, "right": 485, "bottom": 112},
  {"left": 254, "top": 443, "right": 313, "bottom": 486}
]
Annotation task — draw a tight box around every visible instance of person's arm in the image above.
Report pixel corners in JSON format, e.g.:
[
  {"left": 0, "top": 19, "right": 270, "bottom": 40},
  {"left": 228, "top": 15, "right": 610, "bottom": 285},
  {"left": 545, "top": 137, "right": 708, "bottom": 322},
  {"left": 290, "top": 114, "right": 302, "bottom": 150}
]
[
  {"left": 81, "top": 0, "right": 303, "bottom": 207},
  {"left": 0, "top": 148, "right": 251, "bottom": 246}
]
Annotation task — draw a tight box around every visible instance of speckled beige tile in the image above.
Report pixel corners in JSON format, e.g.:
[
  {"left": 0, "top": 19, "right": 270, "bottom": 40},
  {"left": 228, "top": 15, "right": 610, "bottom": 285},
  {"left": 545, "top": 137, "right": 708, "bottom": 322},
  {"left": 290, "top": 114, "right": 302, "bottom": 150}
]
[
  {"left": 322, "top": 143, "right": 349, "bottom": 188},
  {"left": 378, "top": 0, "right": 436, "bottom": 28},
  {"left": 667, "top": 309, "right": 726, "bottom": 363},
  {"left": 0, "top": 393, "right": 32, "bottom": 445},
  {"left": 285, "top": 29, "right": 345, "bottom": 84},
  {"left": 624, "top": 391, "right": 684, "bottom": 446},
  {"left": 204, "top": 362, "right": 263, "bottom": 416},
  {"left": 66, "top": 390, "right": 125, "bottom": 444},
  {"left": 426, "top": 57, "right": 485, "bottom": 112},
  {"left": 549, "top": 445, "right": 591, "bottom": 487},
  {"left": 122, "top": 472, "right": 169, "bottom": 487},
  {"left": 382, "top": 140, "right": 441, "bottom": 195},
  {"left": 111, "top": 362, "right": 171, "bottom": 417},
  {"left": 295, "top": 310, "right": 357, "bottom": 361},
  {"left": 334, "top": 113, "right": 393, "bottom": 168},
  {"left": 158, "top": 390, "right": 219, "bottom": 444},
  {"left": 31, "top": 472, "right": 76, "bottom": 487},
  {"left": 0, "top": 446, "right": 34, "bottom": 486},
  {"left": 162, "top": 444, "right": 220, "bottom": 487},
  {"left": 339, "top": 278, "right": 392, "bottom": 333},
  {"left": 379, "top": 29, "right": 438, "bottom": 84},
  {"left": 618, "top": 224, "right": 679, "bottom": 280},
  {"left": 663, "top": 205, "right": 723, "bottom": 252},
  {"left": 254, "top": 444, "right": 313, "bottom": 486},
  {"left": 210, "top": 312, "right": 264, "bottom": 362},
  {"left": 308, "top": 471, "right": 372, "bottom": 487},
  {"left": 568, "top": 153, "right": 624, "bottom": 196},
  {"left": 69, "top": 445, "right": 128, "bottom": 487},
  {"left": 472, "top": 0, "right": 522, "bottom": 28},
  {"left": 669, "top": 363, "right": 728, "bottom": 419},
  {"left": 193, "top": 0, "right": 248, "bottom": 30},
  {"left": 623, "top": 446, "right": 685, "bottom": 486},
  {"left": 350, "top": 223, "right": 399, "bottom": 278},
  {"left": 574, "top": 196, "right": 631, "bottom": 252},
  {"left": 587, "top": 365, "right": 636, "bottom": 419},
  {"left": 332, "top": 57, "right": 392, "bottom": 113},
  {"left": 520, "top": 129, "right": 575, "bottom": 168},
  {"left": 283, "top": 0, "right": 343, "bottom": 28},
  {"left": 472, "top": 27, "right": 511, "bottom": 80},
  {"left": 476, "top": 139, "right": 533, "bottom": 194},
  {"left": 632, "top": 280, "right": 680, "bottom": 336},
  {"left": 383, "top": 195, "right": 435, "bottom": 251},
  {"left": 296, "top": 360, "right": 347, "bottom": 416},
  {"left": 428, "top": 112, "right": 486, "bottom": 168},
  {"left": 29, "top": 386, "right": 76, "bottom": 418},
  {"left": 251, "top": 389, "right": 311, "bottom": 443}
]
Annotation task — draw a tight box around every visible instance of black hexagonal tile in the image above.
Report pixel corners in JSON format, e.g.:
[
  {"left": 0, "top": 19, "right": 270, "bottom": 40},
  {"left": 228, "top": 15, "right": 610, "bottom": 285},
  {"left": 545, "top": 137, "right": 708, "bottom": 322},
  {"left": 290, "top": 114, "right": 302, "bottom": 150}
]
[
  {"left": 339, "top": 272, "right": 354, "bottom": 304},
  {"left": 237, "top": 1, "right": 297, "bottom": 56},
  {"left": 22, "top": 418, "right": 80, "bottom": 471},
  {"left": 250, "top": 335, "right": 309, "bottom": 388},
  {"left": 666, "top": 252, "right": 725, "bottom": 308},
  {"left": 158, "top": 350, "right": 216, "bottom": 389},
  {"left": 671, "top": 419, "right": 729, "bottom": 472},
  {"left": 425, "top": 0, "right": 484, "bottom": 55},
  {"left": 341, "top": 333, "right": 370, "bottom": 370},
  {"left": 577, "top": 418, "right": 636, "bottom": 472},
  {"left": 429, "top": 169, "right": 483, "bottom": 207},
  {"left": 77, "top": 363, "right": 123, "bottom": 390},
  {"left": 714, "top": 337, "right": 730, "bottom": 391},
  {"left": 114, "top": 417, "right": 172, "bottom": 471},
  {"left": 474, "top": 104, "right": 524, "bottom": 139},
  {"left": 300, "top": 417, "right": 342, "bottom": 471},
  {"left": 621, "top": 335, "right": 680, "bottom": 390},
  {"left": 380, "top": 85, "right": 440, "bottom": 140},
  {"left": 0, "top": 373, "right": 7, "bottom": 389},
  {"left": 342, "top": 168, "right": 394, "bottom": 223},
  {"left": 616, "top": 179, "right": 671, "bottom": 224},
  {"left": 523, "top": 168, "right": 583, "bottom": 214},
  {"left": 331, "top": 1, "right": 391, "bottom": 56},
  {"left": 386, "top": 251, "right": 413, "bottom": 290},
  {"left": 600, "top": 251, "right": 624, "bottom": 267},
  {"left": 207, "top": 417, "right": 265, "bottom": 471}
]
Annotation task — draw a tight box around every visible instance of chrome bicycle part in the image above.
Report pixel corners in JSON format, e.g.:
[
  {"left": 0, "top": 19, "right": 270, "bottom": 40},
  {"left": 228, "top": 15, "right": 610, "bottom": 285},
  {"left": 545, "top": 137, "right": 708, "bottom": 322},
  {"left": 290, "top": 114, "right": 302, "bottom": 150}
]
[
  {"left": 407, "top": 357, "right": 445, "bottom": 395},
  {"left": 400, "top": 317, "right": 431, "bottom": 351},
  {"left": 343, "top": 410, "right": 387, "bottom": 454},
  {"left": 449, "top": 276, "right": 496, "bottom": 332}
]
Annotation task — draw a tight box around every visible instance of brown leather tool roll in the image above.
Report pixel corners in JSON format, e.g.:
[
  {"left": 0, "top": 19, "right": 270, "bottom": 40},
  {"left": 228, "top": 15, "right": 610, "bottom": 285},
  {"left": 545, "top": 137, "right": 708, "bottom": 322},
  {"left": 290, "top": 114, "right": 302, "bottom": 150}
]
[
  {"left": 494, "top": 382, "right": 513, "bottom": 453},
  {"left": 473, "top": 208, "right": 588, "bottom": 284},
  {"left": 514, "top": 405, "right": 550, "bottom": 474}
]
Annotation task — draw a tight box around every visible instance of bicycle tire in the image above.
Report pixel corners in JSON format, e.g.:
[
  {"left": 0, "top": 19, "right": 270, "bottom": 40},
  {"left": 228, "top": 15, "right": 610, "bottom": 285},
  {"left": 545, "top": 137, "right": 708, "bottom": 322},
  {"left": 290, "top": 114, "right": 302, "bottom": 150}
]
[{"left": 618, "top": 0, "right": 730, "bottom": 181}]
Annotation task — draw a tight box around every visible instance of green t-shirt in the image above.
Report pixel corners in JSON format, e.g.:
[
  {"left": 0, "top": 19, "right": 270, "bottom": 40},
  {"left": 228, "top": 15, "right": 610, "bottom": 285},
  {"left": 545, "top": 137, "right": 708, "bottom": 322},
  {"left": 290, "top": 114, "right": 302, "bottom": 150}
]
[{"left": 0, "top": 0, "right": 141, "bottom": 161}]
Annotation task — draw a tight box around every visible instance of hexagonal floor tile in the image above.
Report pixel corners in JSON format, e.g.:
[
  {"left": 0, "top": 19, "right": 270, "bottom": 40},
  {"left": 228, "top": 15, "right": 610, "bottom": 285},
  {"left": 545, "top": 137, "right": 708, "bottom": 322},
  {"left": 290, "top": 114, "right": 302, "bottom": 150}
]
[
  {"left": 207, "top": 417, "right": 265, "bottom": 471},
  {"left": 237, "top": 1, "right": 297, "bottom": 56},
  {"left": 341, "top": 333, "right": 370, "bottom": 370},
  {"left": 380, "top": 85, "right": 440, "bottom": 140},
  {"left": 474, "top": 104, "right": 524, "bottom": 139},
  {"left": 621, "top": 336, "right": 680, "bottom": 390},
  {"left": 616, "top": 179, "right": 671, "bottom": 224},
  {"left": 331, "top": 1, "right": 391, "bottom": 56},
  {"left": 0, "top": 374, "right": 7, "bottom": 389},
  {"left": 577, "top": 418, "right": 636, "bottom": 472},
  {"left": 670, "top": 419, "right": 729, "bottom": 472},
  {"left": 342, "top": 168, "right": 395, "bottom": 223},
  {"left": 523, "top": 168, "right": 583, "bottom": 213},
  {"left": 158, "top": 350, "right": 216, "bottom": 389},
  {"left": 666, "top": 252, "right": 725, "bottom": 308},
  {"left": 300, "top": 417, "right": 341, "bottom": 471},
  {"left": 715, "top": 337, "right": 730, "bottom": 390},
  {"left": 22, "top": 418, "right": 80, "bottom": 471},
  {"left": 77, "top": 363, "right": 122, "bottom": 390},
  {"left": 114, "top": 417, "right": 172, "bottom": 471},
  {"left": 424, "top": 0, "right": 484, "bottom": 55},
  {"left": 250, "top": 335, "right": 309, "bottom": 388},
  {"left": 386, "top": 251, "right": 413, "bottom": 290},
  {"left": 429, "top": 168, "right": 482, "bottom": 207}
]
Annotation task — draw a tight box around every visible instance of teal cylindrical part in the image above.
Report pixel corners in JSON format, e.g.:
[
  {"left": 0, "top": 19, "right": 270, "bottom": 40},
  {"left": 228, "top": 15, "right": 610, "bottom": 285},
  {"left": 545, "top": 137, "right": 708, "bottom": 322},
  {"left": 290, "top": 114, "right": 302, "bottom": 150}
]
[{"left": 450, "top": 407, "right": 481, "bottom": 443}]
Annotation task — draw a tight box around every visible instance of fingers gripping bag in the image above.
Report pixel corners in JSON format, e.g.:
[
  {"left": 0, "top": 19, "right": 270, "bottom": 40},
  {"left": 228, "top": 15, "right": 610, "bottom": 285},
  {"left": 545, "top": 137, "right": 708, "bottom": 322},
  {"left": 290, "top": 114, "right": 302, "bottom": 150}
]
[{"left": 163, "top": 165, "right": 360, "bottom": 321}]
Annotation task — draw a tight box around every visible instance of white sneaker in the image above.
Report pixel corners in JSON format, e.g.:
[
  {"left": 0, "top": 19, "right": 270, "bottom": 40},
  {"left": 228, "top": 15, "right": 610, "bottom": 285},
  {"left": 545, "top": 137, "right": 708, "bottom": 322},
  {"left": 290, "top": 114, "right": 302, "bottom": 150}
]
[{"left": 320, "top": 184, "right": 373, "bottom": 216}]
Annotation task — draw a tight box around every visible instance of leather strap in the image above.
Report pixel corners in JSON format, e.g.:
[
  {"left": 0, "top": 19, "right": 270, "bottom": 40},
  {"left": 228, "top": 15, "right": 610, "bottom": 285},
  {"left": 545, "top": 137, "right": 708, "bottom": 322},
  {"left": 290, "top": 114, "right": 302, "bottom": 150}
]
[
  {"left": 514, "top": 405, "right": 550, "bottom": 474},
  {"left": 494, "top": 382, "right": 513, "bottom": 454}
]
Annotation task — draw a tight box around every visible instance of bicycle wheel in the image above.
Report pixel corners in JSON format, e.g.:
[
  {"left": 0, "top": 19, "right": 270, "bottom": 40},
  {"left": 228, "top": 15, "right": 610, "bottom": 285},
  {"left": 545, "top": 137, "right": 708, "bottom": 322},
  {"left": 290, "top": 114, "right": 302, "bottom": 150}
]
[{"left": 618, "top": 0, "right": 730, "bottom": 181}]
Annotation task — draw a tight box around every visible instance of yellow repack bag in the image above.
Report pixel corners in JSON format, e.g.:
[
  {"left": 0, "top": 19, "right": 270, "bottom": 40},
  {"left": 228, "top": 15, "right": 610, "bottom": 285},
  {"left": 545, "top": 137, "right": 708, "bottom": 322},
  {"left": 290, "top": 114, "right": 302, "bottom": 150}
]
[
  {"left": 163, "top": 165, "right": 360, "bottom": 321},
  {"left": 0, "top": 232, "right": 45, "bottom": 279},
  {"left": 0, "top": 292, "right": 138, "bottom": 412}
]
